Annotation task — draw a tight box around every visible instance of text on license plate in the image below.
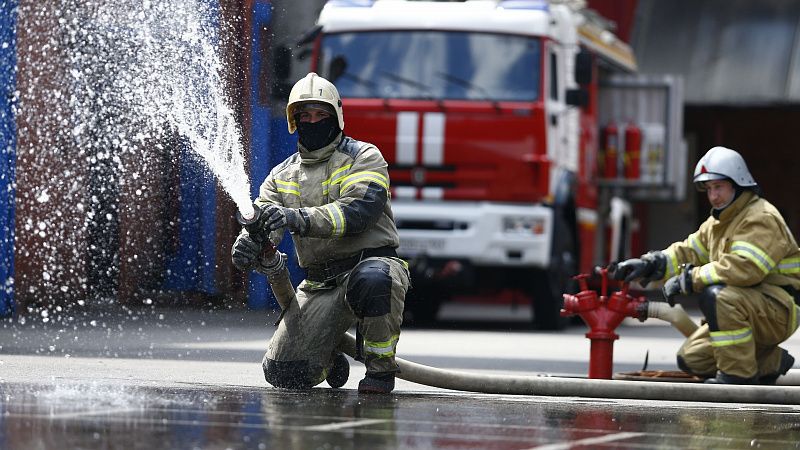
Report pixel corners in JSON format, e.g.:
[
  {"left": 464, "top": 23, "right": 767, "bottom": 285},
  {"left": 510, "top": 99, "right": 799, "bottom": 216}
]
[{"left": 397, "top": 238, "right": 445, "bottom": 255}]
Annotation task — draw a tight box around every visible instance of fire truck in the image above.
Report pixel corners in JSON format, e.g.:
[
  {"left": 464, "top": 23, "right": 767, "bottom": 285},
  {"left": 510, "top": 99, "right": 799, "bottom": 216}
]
[{"left": 299, "top": 0, "right": 685, "bottom": 328}]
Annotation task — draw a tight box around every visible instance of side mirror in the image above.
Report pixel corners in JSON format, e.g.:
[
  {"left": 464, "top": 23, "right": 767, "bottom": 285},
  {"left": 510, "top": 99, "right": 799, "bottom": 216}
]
[
  {"left": 274, "top": 45, "right": 292, "bottom": 80},
  {"left": 566, "top": 88, "right": 589, "bottom": 107},
  {"left": 271, "top": 45, "right": 292, "bottom": 100},
  {"left": 295, "top": 47, "right": 312, "bottom": 61},
  {"left": 574, "top": 50, "right": 593, "bottom": 85},
  {"left": 296, "top": 25, "right": 322, "bottom": 47}
]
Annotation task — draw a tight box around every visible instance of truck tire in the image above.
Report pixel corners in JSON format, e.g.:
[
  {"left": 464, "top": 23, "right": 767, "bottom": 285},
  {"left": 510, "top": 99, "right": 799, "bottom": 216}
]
[
  {"left": 530, "top": 207, "right": 578, "bottom": 330},
  {"left": 403, "top": 285, "right": 443, "bottom": 327}
]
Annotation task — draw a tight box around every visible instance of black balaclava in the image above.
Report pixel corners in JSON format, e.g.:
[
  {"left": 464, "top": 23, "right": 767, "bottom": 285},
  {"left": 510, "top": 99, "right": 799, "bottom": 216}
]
[{"left": 297, "top": 116, "right": 341, "bottom": 151}]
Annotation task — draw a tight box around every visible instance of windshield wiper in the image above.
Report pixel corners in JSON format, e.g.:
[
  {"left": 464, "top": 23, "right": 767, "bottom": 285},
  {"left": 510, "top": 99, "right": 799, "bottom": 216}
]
[
  {"left": 379, "top": 70, "right": 435, "bottom": 100},
  {"left": 328, "top": 55, "right": 380, "bottom": 97},
  {"left": 340, "top": 72, "right": 381, "bottom": 97},
  {"left": 436, "top": 72, "right": 501, "bottom": 110}
]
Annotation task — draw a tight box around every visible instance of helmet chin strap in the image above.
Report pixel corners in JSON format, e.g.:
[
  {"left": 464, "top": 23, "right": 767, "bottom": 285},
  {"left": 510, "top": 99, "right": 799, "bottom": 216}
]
[
  {"left": 712, "top": 185, "right": 744, "bottom": 218},
  {"left": 713, "top": 198, "right": 734, "bottom": 211}
]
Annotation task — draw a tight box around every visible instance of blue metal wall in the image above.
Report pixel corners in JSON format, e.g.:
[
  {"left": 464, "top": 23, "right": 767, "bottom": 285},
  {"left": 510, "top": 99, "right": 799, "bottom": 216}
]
[
  {"left": 162, "top": 140, "right": 218, "bottom": 294},
  {"left": 0, "top": 0, "right": 17, "bottom": 317},
  {"left": 247, "top": 0, "right": 273, "bottom": 308}
]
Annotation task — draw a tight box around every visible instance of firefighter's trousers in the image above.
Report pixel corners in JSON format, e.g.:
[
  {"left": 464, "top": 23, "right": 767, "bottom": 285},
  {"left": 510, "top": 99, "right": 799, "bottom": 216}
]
[
  {"left": 678, "top": 285, "right": 799, "bottom": 379},
  {"left": 262, "top": 256, "right": 409, "bottom": 388}
]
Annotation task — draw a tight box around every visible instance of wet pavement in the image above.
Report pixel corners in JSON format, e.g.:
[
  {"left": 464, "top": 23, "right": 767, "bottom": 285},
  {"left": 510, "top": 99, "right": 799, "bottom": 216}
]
[
  {"left": 0, "top": 306, "right": 799, "bottom": 449},
  {"left": 3, "top": 380, "right": 800, "bottom": 449}
]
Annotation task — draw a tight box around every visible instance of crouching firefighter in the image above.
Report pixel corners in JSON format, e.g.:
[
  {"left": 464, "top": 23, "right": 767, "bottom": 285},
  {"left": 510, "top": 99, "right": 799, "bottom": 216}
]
[
  {"left": 611, "top": 146, "right": 799, "bottom": 385},
  {"left": 231, "top": 73, "right": 410, "bottom": 393}
]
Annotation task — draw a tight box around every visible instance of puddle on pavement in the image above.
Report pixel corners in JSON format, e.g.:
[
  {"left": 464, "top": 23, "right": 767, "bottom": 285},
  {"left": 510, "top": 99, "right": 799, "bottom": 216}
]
[{"left": 0, "top": 381, "right": 798, "bottom": 449}]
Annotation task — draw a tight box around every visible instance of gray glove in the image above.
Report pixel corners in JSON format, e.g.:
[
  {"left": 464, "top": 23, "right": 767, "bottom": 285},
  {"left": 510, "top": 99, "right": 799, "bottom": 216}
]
[
  {"left": 609, "top": 258, "right": 651, "bottom": 282},
  {"left": 662, "top": 264, "right": 694, "bottom": 306},
  {"left": 231, "top": 232, "right": 262, "bottom": 272},
  {"left": 263, "top": 204, "right": 308, "bottom": 235},
  {"left": 608, "top": 252, "right": 666, "bottom": 287}
]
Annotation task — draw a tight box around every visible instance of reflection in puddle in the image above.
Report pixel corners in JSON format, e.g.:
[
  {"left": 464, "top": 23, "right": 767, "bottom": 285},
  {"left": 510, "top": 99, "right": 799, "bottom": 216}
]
[{"left": 0, "top": 381, "right": 799, "bottom": 449}]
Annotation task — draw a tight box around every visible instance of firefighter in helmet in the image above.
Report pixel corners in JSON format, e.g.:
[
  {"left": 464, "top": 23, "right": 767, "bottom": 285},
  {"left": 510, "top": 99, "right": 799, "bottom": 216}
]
[
  {"left": 612, "top": 146, "right": 799, "bottom": 384},
  {"left": 231, "top": 73, "right": 410, "bottom": 393}
]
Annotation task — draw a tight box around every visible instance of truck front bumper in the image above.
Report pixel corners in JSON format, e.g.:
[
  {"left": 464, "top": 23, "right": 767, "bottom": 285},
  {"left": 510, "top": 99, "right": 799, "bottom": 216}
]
[{"left": 392, "top": 201, "right": 553, "bottom": 268}]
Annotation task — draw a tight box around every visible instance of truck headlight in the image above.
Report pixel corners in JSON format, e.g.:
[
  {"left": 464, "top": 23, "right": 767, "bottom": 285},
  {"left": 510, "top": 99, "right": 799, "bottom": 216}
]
[{"left": 503, "top": 216, "right": 545, "bottom": 236}]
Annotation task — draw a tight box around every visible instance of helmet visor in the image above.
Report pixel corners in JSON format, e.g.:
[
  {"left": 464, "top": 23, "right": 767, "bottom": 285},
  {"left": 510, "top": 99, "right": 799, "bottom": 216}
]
[
  {"left": 290, "top": 102, "right": 336, "bottom": 123},
  {"left": 295, "top": 102, "right": 335, "bottom": 115},
  {"left": 693, "top": 172, "right": 728, "bottom": 191}
]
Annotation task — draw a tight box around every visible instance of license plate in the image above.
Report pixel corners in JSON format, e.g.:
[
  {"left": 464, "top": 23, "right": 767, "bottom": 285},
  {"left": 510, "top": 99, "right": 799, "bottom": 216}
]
[{"left": 398, "top": 238, "right": 445, "bottom": 255}]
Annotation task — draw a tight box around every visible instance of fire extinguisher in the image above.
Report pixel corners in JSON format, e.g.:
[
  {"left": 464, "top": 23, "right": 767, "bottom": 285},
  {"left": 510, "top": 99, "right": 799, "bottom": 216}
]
[
  {"left": 624, "top": 122, "right": 641, "bottom": 180},
  {"left": 601, "top": 122, "right": 619, "bottom": 178}
]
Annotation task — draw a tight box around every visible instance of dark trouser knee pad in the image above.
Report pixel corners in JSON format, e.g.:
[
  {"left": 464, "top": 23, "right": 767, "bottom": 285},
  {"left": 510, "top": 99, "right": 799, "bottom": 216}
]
[
  {"left": 698, "top": 284, "right": 725, "bottom": 331},
  {"left": 263, "top": 358, "right": 313, "bottom": 389},
  {"left": 346, "top": 260, "right": 392, "bottom": 318}
]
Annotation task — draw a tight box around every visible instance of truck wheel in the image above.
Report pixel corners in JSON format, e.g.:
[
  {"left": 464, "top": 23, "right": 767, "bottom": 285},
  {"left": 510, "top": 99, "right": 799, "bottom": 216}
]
[
  {"left": 530, "top": 262, "right": 572, "bottom": 330},
  {"left": 403, "top": 286, "right": 443, "bottom": 327},
  {"left": 531, "top": 209, "right": 578, "bottom": 330}
]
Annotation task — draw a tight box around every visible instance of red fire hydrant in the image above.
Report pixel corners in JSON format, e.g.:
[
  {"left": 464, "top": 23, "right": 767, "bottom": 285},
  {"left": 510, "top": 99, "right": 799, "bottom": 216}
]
[{"left": 560, "top": 268, "right": 647, "bottom": 379}]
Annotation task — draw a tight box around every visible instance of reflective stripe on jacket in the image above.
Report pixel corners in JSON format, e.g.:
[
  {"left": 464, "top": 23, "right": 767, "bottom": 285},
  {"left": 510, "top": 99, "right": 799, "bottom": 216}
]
[
  {"left": 255, "top": 134, "right": 400, "bottom": 268},
  {"left": 662, "top": 191, "right": 800, "bottom": 292}
]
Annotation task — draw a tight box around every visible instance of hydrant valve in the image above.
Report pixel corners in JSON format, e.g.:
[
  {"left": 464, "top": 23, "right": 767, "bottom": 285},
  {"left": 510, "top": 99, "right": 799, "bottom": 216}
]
[{"left": 559, "top": 268, "right": 648, "bottom": 379}]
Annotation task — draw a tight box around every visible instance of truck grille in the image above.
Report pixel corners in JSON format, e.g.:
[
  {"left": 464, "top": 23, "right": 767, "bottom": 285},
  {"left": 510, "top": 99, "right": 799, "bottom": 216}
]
[{"left": 395, "top": 219, "right": 469, "bottom": 231}]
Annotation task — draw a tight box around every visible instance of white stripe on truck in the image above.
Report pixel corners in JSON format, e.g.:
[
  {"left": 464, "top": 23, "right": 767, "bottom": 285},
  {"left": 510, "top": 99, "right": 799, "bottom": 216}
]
[
  {"left": 422, "top": 112, "right": 445, "bottom": 165},
  {"left": 396, "top": 111, "right": 418, "bottom": 165}
]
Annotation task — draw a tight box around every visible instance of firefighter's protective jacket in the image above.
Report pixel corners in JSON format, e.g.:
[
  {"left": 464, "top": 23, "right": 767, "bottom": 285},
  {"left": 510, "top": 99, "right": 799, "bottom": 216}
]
[
  {"left": 661, "top": 191, "right": 800, "bottom": 300},
  {"left": 254, "top": 134, "right": 400, "bottom": 268}
]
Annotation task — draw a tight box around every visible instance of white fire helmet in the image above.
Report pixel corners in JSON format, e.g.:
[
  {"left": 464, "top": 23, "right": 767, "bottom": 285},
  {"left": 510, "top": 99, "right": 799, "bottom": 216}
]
[
  {"left": 693, "top": 146, "right": 757, "bottom": 191},
  {"left": 286, "top": 72, "right": 344, "bottom": 134}
]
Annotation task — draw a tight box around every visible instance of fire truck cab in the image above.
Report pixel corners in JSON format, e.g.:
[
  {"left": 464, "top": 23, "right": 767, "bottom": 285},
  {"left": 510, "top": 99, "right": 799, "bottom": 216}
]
[{"left": 304, "top": 0, "right": 684, "bottom": 328}]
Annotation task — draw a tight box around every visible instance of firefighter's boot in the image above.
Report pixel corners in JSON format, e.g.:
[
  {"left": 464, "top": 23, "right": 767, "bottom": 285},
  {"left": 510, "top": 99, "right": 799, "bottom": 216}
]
[
  {"left": 759, "top": 349, "right": 795, "bottom": 385},
  {"left": 326, "top": 352, "right": 349, "bottom": 389},
  {"left": 704, "top": 371, "right": 759, "bottom": 385},
  {"left": 358, "top": 373, "right": 395, "bottom": 394}
]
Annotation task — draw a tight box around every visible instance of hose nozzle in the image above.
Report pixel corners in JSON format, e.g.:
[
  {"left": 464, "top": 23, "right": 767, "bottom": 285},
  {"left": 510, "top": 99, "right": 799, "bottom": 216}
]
[
  {"left": 236, "top": 203, "right": 260, "bottom": 226},
  {"left": 236, "top": 203, "right": 267, "bottom": 242}
]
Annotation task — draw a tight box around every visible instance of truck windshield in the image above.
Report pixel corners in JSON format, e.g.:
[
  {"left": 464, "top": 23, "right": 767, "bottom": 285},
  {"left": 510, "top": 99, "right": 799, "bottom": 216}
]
[{"left": 319, "top": 31, "right": 541, "bottom": 101}]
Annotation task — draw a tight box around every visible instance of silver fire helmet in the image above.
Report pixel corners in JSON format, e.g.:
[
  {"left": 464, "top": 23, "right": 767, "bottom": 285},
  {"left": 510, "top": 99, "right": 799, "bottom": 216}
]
[
  {"left": 286, "top": 72, "right": 344, "bottom": 134},
  {"left": 693, "top": 146, "right": 757, "bottom": 191}
]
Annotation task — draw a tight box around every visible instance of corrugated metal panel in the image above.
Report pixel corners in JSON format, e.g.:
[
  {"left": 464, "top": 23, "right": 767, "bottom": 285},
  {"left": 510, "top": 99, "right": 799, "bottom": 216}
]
[
  {"left": 0, "top": 0, "right": 16, "bottom": 317},
  {"left": 632, "top": 0, "right": 800, "bottom": 105}
]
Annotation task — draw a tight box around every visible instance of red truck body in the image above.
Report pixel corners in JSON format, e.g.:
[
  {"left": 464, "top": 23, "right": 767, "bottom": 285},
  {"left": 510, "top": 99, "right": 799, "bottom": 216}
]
[{"left": 307, "top": 0, "right": 684, "bottom": 328}]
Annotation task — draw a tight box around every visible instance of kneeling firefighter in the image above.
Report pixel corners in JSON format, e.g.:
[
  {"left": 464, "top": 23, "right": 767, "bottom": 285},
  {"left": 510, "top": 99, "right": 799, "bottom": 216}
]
[
  {"left": 611, "top": 146, "right": 799, "bottom": 384},
  {"left": 231, "top": 73, "right": 410, "bottom": 393}
]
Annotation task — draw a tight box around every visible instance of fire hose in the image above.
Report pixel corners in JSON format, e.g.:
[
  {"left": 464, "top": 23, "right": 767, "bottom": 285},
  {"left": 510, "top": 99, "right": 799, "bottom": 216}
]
[
  {"left": 237, "top": 206, "right": 800, "bottom": 405},
  {"left": 337, "top": 332, "right": 800, "bottom": 404}
]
